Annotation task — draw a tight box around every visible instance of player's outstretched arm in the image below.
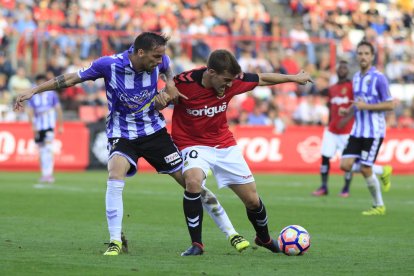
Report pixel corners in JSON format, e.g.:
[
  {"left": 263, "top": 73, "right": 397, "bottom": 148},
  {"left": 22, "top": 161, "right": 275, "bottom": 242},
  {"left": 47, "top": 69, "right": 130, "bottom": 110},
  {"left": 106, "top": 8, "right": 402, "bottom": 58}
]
[
  {"left": 14, "top": 72, "right": 83, "bottom": 111},
  {"left": 258, "top": 70, "right": 313, "bottom": 86}
]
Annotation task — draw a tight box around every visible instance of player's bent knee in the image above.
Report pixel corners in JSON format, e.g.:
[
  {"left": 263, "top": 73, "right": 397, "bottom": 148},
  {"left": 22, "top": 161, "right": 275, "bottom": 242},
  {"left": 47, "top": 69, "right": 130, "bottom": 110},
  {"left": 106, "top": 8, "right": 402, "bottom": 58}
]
[
  {"left": 184, "top": 177, "right": 203, "bottom": 193},
  {"left": 340, "top": 162, "right": 351, "bottom": 172},
  {"left": 108, "top": 167, "right": 128, "bottom": 180}
]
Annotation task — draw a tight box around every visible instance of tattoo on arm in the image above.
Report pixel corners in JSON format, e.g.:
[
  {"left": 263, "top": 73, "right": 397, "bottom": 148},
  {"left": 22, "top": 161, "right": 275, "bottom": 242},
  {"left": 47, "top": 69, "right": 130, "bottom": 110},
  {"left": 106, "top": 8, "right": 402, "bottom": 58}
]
[
  {"left": 55, "top": 75, "right": 66, "bottom": 89},
  {"left": 164, "top": 67, "right": 175, "bottom": 82}
]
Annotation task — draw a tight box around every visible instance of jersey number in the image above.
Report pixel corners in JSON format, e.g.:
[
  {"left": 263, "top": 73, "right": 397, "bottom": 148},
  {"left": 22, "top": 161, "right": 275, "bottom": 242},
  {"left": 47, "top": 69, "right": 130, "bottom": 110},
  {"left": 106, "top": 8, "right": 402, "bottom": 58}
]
[{"left": 184, "top": 150, "right": 198, "bottom": 160}]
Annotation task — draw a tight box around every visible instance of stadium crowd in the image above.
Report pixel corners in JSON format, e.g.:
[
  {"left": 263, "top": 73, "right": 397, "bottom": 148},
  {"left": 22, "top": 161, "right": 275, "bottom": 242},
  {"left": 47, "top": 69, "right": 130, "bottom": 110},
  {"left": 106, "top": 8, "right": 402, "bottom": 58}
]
[{"left": 0, "top": 0, "right": 414, "bottom": 129}]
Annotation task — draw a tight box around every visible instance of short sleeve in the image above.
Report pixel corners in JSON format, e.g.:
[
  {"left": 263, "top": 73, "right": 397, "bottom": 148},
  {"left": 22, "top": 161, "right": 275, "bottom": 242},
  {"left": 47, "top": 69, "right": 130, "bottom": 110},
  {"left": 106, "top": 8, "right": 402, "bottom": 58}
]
[
  {"left": 159, "top": 55, "right": 171, "bottom": 73},
  {"left": 78, "top": 57, "right": 107, "bottom": 81},
  {"left": 27, "top": 98, "right": 34, "bottom": 108},
  {"left": 51, "top": 91, "right": 60, "bottom": 106},
  {"left": 376, "top": 74, "right": 392, "bottom": 102}
]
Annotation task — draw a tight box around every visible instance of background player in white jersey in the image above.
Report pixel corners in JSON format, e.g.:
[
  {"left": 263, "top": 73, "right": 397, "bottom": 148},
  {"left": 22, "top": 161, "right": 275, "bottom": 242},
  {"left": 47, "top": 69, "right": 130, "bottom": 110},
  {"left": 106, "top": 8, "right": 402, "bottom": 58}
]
[
  {"left": 14, "top": 32, "right": 248, "bottom": 256},
  {"left": 26, "top": 74, "right": 63, "bottom": 184},
  {"left": 156, "top": 49, "right": 312, "bottom": 256},
  {"left": 339, "top": 41, "right": 394, "bottom": 216}
]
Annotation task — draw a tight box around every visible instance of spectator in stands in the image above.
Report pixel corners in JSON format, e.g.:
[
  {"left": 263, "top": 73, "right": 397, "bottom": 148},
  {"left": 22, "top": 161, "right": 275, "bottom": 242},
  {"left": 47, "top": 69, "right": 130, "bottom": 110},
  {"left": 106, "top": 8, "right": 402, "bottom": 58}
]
[
  {"left": 365, "top": 0, "right": 380, "bottom": 25},
  {"left": 281, "top": 49, "right": 300, "bottom": 74},
  {"left": 0, "top": 12, "right": 9, "bottom": 49},
  {"left": 211, "top": 0, "right": 234, "bottom": 25},
  {"left": 170, "top": 47, "right": 196, "bottom": 74},
  {"left": 247, "top": 99, "right": 270, "bottom": 126},
  {"left": 8, "top": 66, "right": 31, "bottom": 99},
  {"left": 0, "top": 72, "right": 12, "bottom": 121},
  {"left": 385, "top": 55, "right": 406, "bottom": 83},
  {"left": 13, "top": 7, "right": 37, "bottom": 36},
  {"left": 80, "top": 25, "right": 102, "bottom": 59},
  {"left": 0, "top": 51, "right": 14, "bottom": 85},
  {"left": 289, "top": 22, "right": 316, "bottom": 64},
  {"left": 293, "top": 94, "right": 328, "bottom": 125},
  {"left": 187, "top": 10, "right": 210, "bottom": 62},
  {"left": 268, "top": 103, "right": 286, "bottom": 133},
  {"left": 370, "top": 15, "right": 388, "bottom": 36}
]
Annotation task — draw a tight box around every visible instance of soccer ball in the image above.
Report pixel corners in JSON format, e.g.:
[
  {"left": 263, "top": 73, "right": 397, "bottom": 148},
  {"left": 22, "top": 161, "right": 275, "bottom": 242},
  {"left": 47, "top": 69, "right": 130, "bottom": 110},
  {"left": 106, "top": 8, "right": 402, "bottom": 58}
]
[{"left": 277, "top": 225, "right": 311, "bottom": 256}]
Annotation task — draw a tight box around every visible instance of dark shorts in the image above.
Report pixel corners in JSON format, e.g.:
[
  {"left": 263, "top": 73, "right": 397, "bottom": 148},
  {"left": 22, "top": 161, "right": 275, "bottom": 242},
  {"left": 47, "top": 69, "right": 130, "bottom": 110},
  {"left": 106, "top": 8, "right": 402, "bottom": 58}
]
[
  {"left": 107, "top": 128, "right": 182, "bottom": 177},
  {"left": 342, "top": 136, "right": 384, "bottom": 166},
  {"left": 34, "top": 128, "right": 54, "bottom": 144}
]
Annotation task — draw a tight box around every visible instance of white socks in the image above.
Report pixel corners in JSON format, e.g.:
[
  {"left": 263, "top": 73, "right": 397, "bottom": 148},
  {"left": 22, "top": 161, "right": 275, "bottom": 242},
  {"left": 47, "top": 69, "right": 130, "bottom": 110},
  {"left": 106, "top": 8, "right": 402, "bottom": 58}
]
[
  {"left": 106, "top": 179, "right": 125, "bottom": 242},
  {"left": 201, "top": 184, "right": 237, "bottom": 239},
  {"left": 352, "top": 163, "right": 383, "bottom": 175},
  {"left": 365, "top": 174, "right": 384, "bottom": 207},
  {"left": 39, "top": 143, "right": 54, "bottom": 177}
]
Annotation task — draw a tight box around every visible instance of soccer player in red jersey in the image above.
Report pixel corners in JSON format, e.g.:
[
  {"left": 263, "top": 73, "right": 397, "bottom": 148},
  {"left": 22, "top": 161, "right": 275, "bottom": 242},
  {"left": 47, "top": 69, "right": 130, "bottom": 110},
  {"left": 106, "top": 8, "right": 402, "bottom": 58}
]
[
  {"left": 312, "top": 60, "right": 355, "bottom": 197},
  {"left": 156, "top": 49, "right": 312, "bottom": 256}
]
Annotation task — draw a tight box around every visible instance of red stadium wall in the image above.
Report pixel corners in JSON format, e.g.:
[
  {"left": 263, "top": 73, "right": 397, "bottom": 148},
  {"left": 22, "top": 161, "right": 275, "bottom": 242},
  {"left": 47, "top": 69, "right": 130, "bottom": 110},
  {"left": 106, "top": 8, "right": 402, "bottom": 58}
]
[
  {"left": 0, "top": 122, "right": 89, "bottom": 171},
  {"left": 0, "top": 123, "right": 413, "bottom": 174},
  {"left": 139, "top": 126, "right": 414, "bottom": 174},
  {"left": 232, "top": 126, "right": 414, "bottom": 174}
]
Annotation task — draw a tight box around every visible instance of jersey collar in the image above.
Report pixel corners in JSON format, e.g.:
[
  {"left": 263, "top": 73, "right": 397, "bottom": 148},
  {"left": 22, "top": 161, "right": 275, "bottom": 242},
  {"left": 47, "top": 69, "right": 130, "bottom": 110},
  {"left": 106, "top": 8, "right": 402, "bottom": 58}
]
[{"left": 359, "top": 66, "right": 376, "bottom": 77}]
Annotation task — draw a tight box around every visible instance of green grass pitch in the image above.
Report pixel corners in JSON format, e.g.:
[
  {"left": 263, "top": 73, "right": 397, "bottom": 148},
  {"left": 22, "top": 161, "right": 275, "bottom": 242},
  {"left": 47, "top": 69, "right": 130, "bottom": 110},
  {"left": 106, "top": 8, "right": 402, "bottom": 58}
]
[{"left": 1, "top": 171, "right": 413, "bottom": 275}]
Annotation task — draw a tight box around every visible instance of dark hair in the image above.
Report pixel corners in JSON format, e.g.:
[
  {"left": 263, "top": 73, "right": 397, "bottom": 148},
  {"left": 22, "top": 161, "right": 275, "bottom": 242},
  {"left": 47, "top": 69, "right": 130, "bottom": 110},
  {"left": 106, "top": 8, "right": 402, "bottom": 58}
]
[
  {"left": 207, "top": 49, "right": 241, "bottom": 75},
  {"left": 133, "top": 32, "right": 169, "bottom": 53},
  {"left": 35, "top": 74, "right": 46, "bottom": 81},
  {"left": 357, "top": 40, "right": 375, "bottom": 54}
]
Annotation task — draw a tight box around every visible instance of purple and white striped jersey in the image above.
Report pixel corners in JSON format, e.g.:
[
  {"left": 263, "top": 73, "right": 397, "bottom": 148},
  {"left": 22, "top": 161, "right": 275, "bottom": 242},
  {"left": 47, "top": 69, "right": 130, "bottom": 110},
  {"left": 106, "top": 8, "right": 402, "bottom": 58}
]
[
  {"left": 27, "top": 90, "right": 60, "bottom": 131},
  {"left": 351, "top": 67, "right": 393, "bottom": 138},
  {"left": 78, "top": 47, "right": 170, "bottom": 139}
]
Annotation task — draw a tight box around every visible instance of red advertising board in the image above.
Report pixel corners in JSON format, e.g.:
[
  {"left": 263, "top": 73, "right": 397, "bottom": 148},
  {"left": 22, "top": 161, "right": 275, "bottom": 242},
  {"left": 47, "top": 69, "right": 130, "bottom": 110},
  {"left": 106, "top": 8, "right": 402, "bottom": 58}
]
[
  {"left": 0, "top": 122, "right": 89, "bottom": 171},
  {"left": 232, "top": 126, "right": 414, "bottom": 174},
  {"left": 138, "top": 126, "right": 414, "bottom": 174},
  {"left": 1, "top": 122, "right": 412, "bottom": 174}
]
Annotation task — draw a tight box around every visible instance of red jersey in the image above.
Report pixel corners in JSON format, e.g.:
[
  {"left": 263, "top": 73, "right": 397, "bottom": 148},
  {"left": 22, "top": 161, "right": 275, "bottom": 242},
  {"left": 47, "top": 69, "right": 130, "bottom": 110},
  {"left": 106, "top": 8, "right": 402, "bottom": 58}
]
[
  {"left": 327, "top": 80, "right": 354, "bottom": 134},
  {"left": 172, "top": 68, "right": 258, "bottom": 150}
]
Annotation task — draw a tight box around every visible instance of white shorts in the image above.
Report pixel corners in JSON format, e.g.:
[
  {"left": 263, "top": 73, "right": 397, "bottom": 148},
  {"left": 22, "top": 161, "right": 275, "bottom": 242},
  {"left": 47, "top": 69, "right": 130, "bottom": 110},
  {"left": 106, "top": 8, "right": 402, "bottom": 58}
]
[
  {"left": 181, "top": 145, "right": 255, "bottom": 189},
  {"left": 320, "top": 129, "right": 350, "bottom": 158}
]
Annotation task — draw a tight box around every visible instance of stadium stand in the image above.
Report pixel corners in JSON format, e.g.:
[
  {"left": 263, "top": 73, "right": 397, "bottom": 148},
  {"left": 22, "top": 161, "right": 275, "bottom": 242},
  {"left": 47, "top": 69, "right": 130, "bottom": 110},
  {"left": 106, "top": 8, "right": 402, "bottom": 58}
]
[{"left": 0, "top": 0, "right": 413, "bottom": 129}]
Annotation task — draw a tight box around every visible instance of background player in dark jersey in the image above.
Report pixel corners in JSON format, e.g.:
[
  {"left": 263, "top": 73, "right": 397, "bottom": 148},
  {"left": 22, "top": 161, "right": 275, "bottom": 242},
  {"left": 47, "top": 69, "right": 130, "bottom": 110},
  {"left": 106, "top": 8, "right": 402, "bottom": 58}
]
[
  {"left": 14, "top": 33, "right": 248, "bottom": 256},
  {"left": 156, "top": 49, "right": 312, "bottom": 256}
]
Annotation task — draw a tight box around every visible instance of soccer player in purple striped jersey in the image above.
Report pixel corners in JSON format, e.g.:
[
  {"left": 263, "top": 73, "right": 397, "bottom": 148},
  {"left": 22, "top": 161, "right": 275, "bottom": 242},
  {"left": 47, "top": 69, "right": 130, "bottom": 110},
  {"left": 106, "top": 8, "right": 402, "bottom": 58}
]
[
  {"left": 14, "top": 32, "right": 249, "bottom": 256},
  {"left": 339, "top": 41, "right": 394, "bottom": 216},
  {"left": 27, "top": 74, "right": 63, "bottom": 184}
]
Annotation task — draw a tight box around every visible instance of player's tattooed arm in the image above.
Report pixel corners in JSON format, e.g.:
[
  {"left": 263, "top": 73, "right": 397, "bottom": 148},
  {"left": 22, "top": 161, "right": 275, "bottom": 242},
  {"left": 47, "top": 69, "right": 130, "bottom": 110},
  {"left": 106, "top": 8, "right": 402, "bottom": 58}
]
[
  {"left": 160, "top": 67, "right": 188, "bottom": 102},
  {"left": 160, "top": 67, "right": 175, "bottom": 83},
  {"left": 14, "top": 72, "right": 84, "bottom": 111},
  {"left": 54, "top": 73, "right": 83, "bottom": 89}
]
